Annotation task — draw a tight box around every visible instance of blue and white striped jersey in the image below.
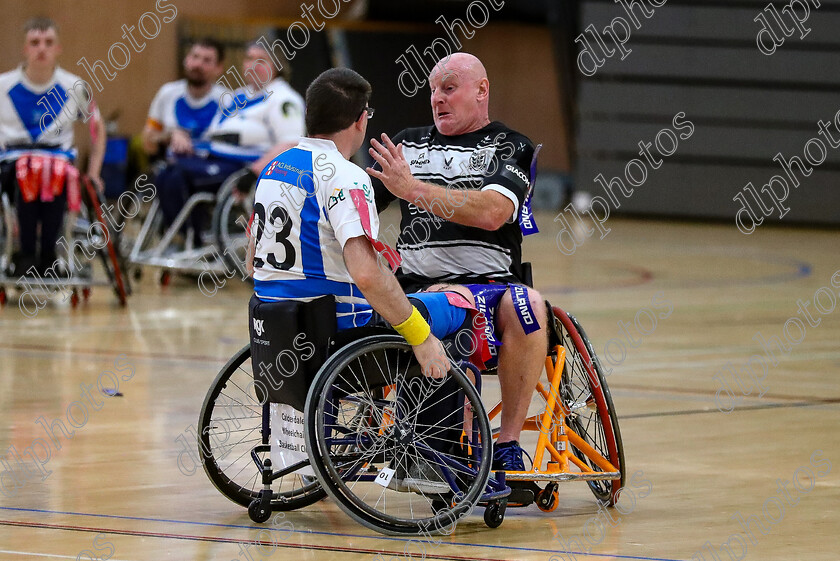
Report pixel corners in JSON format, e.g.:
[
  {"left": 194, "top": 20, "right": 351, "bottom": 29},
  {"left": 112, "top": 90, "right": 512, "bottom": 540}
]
[
  {"left": 0, "top": 66, "right": 95, "bottom": 157},
  {"left": 252, "top": 137, "right": 379, "bottom": 330}
]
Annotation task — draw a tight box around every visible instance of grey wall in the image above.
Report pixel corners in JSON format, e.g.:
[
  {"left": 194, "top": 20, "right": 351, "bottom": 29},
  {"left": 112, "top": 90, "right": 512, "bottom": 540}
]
[{"left": 575, "top": 0, "right": 840, "bottom": 225}]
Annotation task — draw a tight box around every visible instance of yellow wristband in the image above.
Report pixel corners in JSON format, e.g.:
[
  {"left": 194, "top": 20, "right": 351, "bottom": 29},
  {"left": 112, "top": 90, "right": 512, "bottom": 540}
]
[{"left": 393, "top": 306, "right": 431, "bottom": 346}]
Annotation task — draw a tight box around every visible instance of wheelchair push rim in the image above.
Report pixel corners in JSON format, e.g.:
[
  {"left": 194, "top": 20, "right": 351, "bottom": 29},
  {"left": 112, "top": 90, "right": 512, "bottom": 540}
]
[{"left": 305, "top": 335, "right": 493, "bottom": 536}]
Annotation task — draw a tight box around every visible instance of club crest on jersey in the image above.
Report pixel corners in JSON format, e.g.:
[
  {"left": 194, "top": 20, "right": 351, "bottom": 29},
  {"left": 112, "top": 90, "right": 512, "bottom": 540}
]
[
  {"left": 327, "top": 188, "right": 346, "bottom": 209},
  {"left": 253, "top": 318, "right": 265, "bottom": 336},
  {"left": 469, "top": 148, "right": 491, "bottom": 172},
  {"left": 410, "top": 152, "right": 431, "bottom": 167}
]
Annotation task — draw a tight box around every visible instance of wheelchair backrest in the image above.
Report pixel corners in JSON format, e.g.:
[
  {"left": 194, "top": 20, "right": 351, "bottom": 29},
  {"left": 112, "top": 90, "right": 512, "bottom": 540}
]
[{"left": 248, "top": 294, "right": 336, "bottom": 411}]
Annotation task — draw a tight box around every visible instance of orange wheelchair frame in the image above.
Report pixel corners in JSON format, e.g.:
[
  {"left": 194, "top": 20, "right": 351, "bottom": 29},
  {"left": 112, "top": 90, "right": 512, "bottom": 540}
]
[{"left": 486, "top": 306, "right": 624, "bottom": 512}]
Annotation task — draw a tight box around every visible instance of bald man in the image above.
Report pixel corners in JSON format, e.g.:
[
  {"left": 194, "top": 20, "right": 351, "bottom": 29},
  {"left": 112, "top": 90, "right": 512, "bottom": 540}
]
[{"left": 369, "top": 53, "right": 547, "bottom": 480}]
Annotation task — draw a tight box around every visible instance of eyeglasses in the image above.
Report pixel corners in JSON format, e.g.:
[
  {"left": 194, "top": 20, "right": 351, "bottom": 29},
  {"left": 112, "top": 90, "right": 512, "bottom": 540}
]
[{"left": 359, "top": 106, "right": 375, "bottom": 120}]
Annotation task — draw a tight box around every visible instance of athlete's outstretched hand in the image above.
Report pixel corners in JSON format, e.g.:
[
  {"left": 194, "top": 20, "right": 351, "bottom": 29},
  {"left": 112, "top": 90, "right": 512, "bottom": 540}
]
[
  {"left": 412, "top": 334, "right": 450, "bottom": 379},
  {"left": 367, "top": 133, "right": 416, "bottom": 200}
]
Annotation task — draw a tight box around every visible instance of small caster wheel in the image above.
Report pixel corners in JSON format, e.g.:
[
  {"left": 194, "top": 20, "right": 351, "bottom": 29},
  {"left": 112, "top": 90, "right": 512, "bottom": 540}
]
[
  {"left": 536, "top": 484, "right": 560, "bottom": 512},
  {"left": 0, "top": 288, "right": 6, "bottom": 306},
  {"left": 159, "top": 271, "right": 171, "bottom": 287},
  {"left": 248, "top": 495, "right": 272, "bottom": 523},
  {"left": 70, "top": 290, "right": 79, "bottom": 308},
  {"left": 483, "top": 498, "right": 507, "bottom": 528},
  {"left": 82, "top": 287, "right": 91, "bottom": 301}
]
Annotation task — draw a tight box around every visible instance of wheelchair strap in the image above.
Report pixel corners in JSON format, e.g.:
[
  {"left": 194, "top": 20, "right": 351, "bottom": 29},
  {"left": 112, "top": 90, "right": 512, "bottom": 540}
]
[
  {"left": 349, "top": 189, "right": 401, "bottom": 272},
  {"left": 510, "top": 284, "right": 540, "bottom": 335},
  {"left": 518, "top": 143, "right": 542, "bottom": 237},
  {"left": 13, "top": 153, "right": 79, "bottom": 210}
]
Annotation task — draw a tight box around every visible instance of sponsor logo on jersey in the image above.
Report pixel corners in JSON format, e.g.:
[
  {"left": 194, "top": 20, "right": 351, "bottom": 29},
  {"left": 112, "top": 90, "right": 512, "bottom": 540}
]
[
  {"left": 520, "top": 207, "right": 534, "bottom": 229},
  {"left": 327, "top": 188, "right": 346, "bottom": 209},
  {"left": 410, "top": 152, "right": 431, "bottom": 167},
  {"left": 506, "top": 164, "right": 529, "bottom": 186},
  {"left": 357, "top": 182, "right": 374, "bottom": 203},
  {"left": 253, "top": 318, "right": 265, "bottom": 336},
  {"left": 444, "top": 156, "right": 454, "bottom": 169}
]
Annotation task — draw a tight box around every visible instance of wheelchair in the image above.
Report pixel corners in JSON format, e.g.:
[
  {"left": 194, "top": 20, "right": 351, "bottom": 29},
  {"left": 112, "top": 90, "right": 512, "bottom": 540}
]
[
  {"left": 198, "top": 296, "right": 625, "bottom": 535},
  {"left": 127, "top": 154, "right": 254, "bottom": 285},
  {"left": 0, "top": 149, "right": 130, "bottom": 308}
]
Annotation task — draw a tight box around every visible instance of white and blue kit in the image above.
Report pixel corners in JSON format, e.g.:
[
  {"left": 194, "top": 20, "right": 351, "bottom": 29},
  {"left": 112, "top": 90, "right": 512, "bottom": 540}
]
[
  {"left": 0, "top": 65, "right": 96, "bottom": 266},
  {"left": 252, "top": 138, "right": 378, "bottom": 330},
  {"left": 206, "top": 79, "right": 304, "bottom": 163},
  {"left": 145, "top": 79, "right": 226, "bottom": 141},
  {"left": 0, "top": 65, "right": 94, "bottom": 158}
]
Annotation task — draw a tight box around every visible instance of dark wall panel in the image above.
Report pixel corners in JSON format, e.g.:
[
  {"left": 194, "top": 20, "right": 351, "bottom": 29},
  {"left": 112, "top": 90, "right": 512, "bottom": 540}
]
[
  {"left": 575, "top": 1, "right": 840, "bottom": 226},
  {"left": 578, "top": 82, "right": 840, "bottom": 125},
  {"left": 576, "top": 158, "right": 840, "bottom": 224}
]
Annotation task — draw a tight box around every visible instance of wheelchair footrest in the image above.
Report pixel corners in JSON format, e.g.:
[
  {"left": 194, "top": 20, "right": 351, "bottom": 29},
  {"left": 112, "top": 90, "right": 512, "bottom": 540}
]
[{"left": 504, "top": 470, "right": 621, "bottom": 482}]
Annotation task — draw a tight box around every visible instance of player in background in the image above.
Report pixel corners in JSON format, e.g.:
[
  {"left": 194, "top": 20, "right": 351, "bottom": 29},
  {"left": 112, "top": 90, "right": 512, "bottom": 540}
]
[
  {"left": 0, "top": 17, "right": 106, "bottom": 276},
  {"left": 141, "top": 38, "right": 226, "bottom": 233},
  {"left": 141, "top": 37, "right": 226, "bottom": 157},
  {"left": 204, "top": 41, "right": 305, "bottom": 196}
]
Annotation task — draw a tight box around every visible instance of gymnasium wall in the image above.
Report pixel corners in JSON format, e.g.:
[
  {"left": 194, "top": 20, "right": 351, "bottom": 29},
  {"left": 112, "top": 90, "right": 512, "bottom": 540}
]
[
  {"left": 575, "top": 0, "right": 840, "bottom": 225},
  {"left": 0, "top": 0, "right": 569, "bottom": 173}
]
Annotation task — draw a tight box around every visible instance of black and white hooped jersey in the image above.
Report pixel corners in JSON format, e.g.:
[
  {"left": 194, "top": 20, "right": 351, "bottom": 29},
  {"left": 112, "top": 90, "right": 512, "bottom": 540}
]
[{"left": 373, "top": 121, "right": 534, "bottom": 285}]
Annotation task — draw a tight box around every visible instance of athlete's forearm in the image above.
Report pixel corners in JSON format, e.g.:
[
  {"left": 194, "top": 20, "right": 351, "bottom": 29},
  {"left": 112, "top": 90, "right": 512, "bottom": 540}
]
[
  {"left": 410, "top": 179, "right": 513, "bottom": 231},
  {"left": 343, "top": 236, "right": 412, "bottom": 325}
]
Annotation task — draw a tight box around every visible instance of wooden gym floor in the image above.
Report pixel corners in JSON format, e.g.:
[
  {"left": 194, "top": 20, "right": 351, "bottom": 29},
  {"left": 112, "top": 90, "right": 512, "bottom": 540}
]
[{"left": 0, "top": 211, "right": 838, "bottom": 560}]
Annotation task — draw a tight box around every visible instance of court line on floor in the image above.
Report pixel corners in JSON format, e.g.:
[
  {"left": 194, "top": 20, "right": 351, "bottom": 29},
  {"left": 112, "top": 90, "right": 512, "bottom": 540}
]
[
  {"left": 541, "top": 253, "right": 810, "bottom": 294},
  {"left": 0, "top": 510, "right": 685, "bottom": 561},
  {"left": 620, "top": 398, "right": 840, "bottom": 420},
  {"left": 611, "top": 382, "right": 840, "bottom": 404},
  {"left": 0, "top": 342, "right": 229, "bottom": 364},
  {"left": 0, "top": 550, "right": 138, "bottom": 561}
]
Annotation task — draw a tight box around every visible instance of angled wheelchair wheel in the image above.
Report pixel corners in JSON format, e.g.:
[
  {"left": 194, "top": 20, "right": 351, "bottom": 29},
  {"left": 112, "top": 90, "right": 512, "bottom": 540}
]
[
  {"left": 212, "top": 169, "right": 254, "bottom": 279},
  {"left": 553, "top": 307, "right": 625, "bottom": 505},
  {"left": 82, "top": 177, "right": 130, "bottom": 305},
  {"left": 199, "top": 344, "right": 326, "bottom": 511},
  {"left": 0, "top": 192, "right": 13, "bottom": 275},
  {"left": 305, "top": 334, "right": 493, "bottom": 536}
]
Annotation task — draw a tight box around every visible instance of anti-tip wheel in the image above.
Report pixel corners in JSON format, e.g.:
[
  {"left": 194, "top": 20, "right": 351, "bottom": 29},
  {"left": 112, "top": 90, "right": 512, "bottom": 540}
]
[
  {"left": 248, "top": 497, "right": 272, "bottom": 523},
  {"left": 536, "top": 485, "right": 560, "bottom": 512},
  {"left": 483, "top": 499, "right": 507, "bottom": 528}
]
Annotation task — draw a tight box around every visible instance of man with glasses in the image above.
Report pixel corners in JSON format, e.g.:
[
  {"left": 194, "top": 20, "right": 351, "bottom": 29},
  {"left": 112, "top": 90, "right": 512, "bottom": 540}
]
[{"left": 249, "top": 68, "right": 488, "bottom": 492}]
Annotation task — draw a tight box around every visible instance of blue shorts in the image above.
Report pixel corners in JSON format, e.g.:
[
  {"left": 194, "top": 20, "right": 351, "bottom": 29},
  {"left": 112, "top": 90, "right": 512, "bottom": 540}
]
[{"left": 407, "top": 291, "right": 468, "bottom": 339}]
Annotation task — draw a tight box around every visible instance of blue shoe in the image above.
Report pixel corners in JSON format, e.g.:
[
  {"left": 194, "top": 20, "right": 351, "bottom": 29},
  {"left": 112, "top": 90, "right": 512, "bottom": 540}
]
[{"left": 492, "top": 440, "right": 526, "bottom": 471}]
